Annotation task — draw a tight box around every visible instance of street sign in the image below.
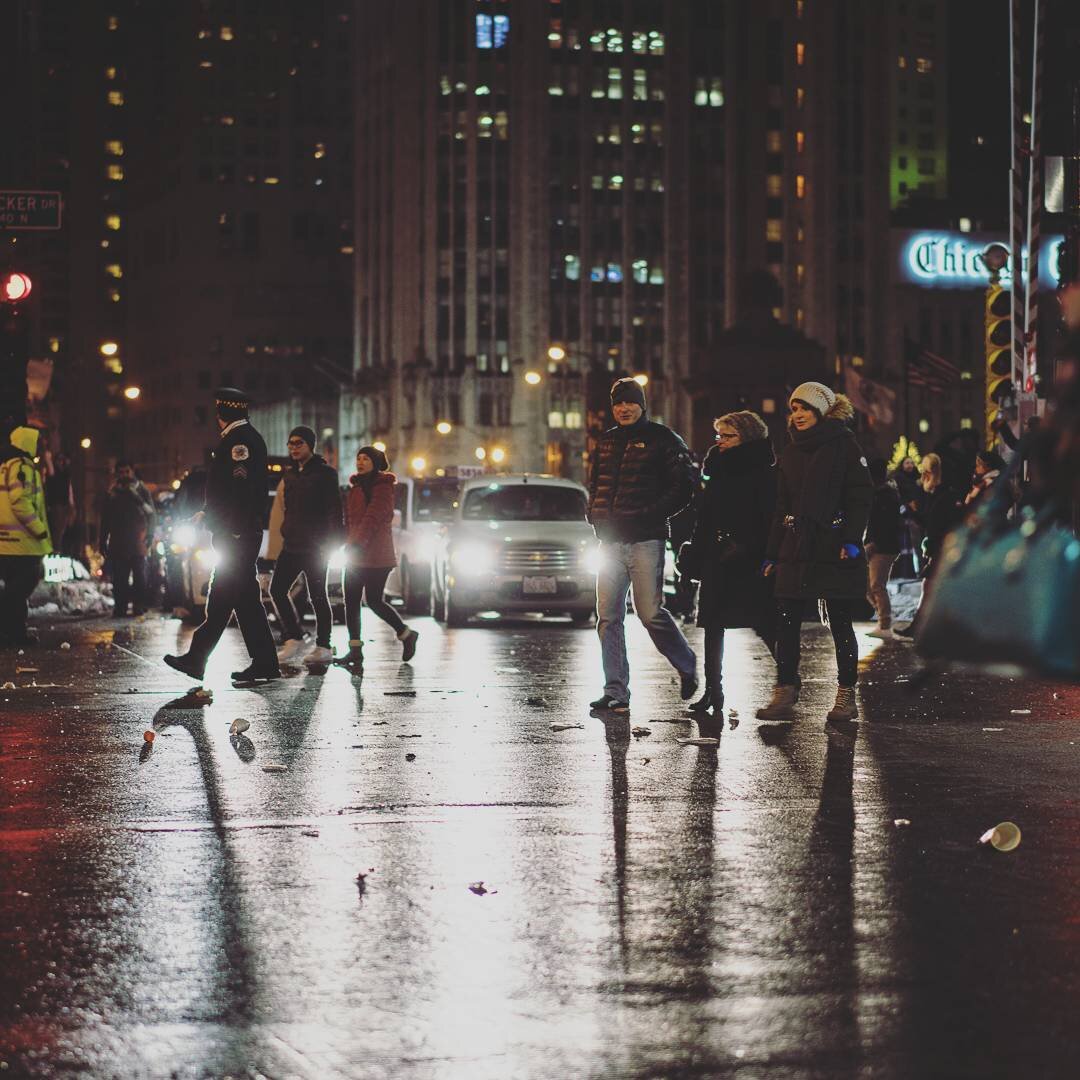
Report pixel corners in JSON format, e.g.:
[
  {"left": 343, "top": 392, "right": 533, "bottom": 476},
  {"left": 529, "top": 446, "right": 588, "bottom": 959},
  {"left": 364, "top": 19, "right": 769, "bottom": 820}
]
[{"left": 0, "top": 190, "right": 63, "bottom": 230}]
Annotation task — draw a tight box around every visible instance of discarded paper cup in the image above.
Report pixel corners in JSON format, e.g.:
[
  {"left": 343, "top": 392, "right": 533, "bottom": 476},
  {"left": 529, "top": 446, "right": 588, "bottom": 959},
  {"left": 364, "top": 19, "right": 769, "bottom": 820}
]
[
  {"left": 979, "top": 821, "right": 1021, "bottom": 852},
  {"left": 229, "top": 717, "right": 250, "bottom": 735},
  {"left": 143, "top": 730, "right": 156, "bottom": 743}
]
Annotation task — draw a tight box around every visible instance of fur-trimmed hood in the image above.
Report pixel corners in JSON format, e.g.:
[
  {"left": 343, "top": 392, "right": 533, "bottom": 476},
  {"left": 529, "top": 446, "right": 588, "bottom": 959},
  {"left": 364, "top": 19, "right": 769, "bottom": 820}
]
[{"left": 825, "top": 393, "right": 855, "bottom": 423}]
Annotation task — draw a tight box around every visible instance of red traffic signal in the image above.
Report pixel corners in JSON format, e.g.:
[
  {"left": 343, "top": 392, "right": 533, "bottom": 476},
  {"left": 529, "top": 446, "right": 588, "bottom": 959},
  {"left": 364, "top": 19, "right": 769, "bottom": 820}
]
[{"left": 2, "top": 272, "right": 32, "bottom": 303}]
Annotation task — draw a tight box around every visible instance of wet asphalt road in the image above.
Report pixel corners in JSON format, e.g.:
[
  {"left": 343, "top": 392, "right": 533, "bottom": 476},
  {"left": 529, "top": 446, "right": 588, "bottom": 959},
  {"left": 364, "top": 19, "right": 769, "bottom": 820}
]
[{"left": 2, "top": 612, "right": 1080, "bottom": 1079}]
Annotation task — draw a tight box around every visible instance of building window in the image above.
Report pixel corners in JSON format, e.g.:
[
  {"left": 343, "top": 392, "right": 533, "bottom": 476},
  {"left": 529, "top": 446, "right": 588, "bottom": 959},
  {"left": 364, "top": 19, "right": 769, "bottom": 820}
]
[
  {"left": 105, "top": 263, "right": 123, "bottom": 279},
  {"left": 608, "top": 67, "right": 622, "bottom": 99},
  {"left": 104, "top": 66, "right": 117, "bottom": 80},
  {"left": 649, "top": 31, "right": 665, "bottom": 56},
  {"left": 766, "top": 174, "right": 783, "bottom": 196},
  {"left": 107, "top": 90, "right": 124, "bottom": 106},
  {"left": 796, "top": 86, "right": 805, "bottom": 108},
  {"left": 476, "top": 13, "right": 509, "bottom": 49},
  {"left": 565, "top": 254, "right": 580, "bottom": 281},
  {"left": 796, "top": 41, "right": 805, "bottom": 65},
  {"left": 548, "top": 411, "right": 565, "bottom": 429},
  {"left": 693, "top": 77, "right": 708, "bottom": 106},
  {"left": 766, "top": 219, "right": 783, "bottom": 242},
  {"left": 106, "top": 164, "right": 124, "bottom": 181},
  {"left": 633, "top": 69, "right": 647, "bottom": 101},
  {"left": 795, "top": 130, "right": 805, "bottom": 153},
  {"left": 709, "top": 78, "right": 724, "bottom": 107},
  {"left": 898, "top": 55, "right": 907, "bottom": 69},
  {"left": 916, "top": 57, "right": 933, "bottom": 74},
  {"left": 766, "top": 131, "right": 782, "bottom": 153},
  {"left": 918, "top": 157, "right": 935, "bottom": 175},
  {"left": 107, "top": 14, "right": 118, "bottom": 30},
  {"left": 796, "top": 174, "right": 806, "bottom": 198},
  {"left": 105, "top": 214, "right": 121, "bottom": 230}
]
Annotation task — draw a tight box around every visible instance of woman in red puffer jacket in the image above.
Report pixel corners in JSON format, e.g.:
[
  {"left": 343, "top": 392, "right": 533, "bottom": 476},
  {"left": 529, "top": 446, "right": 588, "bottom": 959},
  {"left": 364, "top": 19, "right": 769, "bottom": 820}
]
[{"left": 340, "top": 446, "right": 419, "bottom": 670}]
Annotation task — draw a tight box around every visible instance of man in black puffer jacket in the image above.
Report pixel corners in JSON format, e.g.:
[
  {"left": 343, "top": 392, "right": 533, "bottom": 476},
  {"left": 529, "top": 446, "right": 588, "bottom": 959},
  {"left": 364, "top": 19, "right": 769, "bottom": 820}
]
[
  {"left": 587, "top": 377, "right": 698, "bottom": 712},
  {"left": 270, "top": 425, "right": 343, "bottom": 669}
]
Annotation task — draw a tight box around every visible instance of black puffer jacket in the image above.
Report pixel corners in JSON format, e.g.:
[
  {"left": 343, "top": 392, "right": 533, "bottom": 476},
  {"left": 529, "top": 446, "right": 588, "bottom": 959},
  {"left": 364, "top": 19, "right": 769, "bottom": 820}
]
[
  {"left": 280, "top": 454, "right": 343, "bottom": 554},
  {"left": 864, "top": 482, "right": 903, "bottom": 555},
  {"left": 588, "top": 416, "right": 696, "bottom": 542},
  {"left": 688, "top": 438, "right": 777, "bottom": 628},
  {"left": 767, "top": 398, "right": 873, "bottom": 601}
]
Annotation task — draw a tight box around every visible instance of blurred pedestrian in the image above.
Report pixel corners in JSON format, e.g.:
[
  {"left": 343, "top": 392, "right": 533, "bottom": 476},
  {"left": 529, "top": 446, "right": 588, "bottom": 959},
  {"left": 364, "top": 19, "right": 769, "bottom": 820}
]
[
  {"left": 756, "top": 383, "right": 872, "bottom": 724},
  {"left": 100, "top": 461, "right": 155, "bottom": 616},
  {"left": 0, "top": 424, "right": 52, "bottom": 648},
  {"left": 863, "top": 458, "right": 902, "bottom": 640},
  {"left": 164, "top": 388, "right": 279, "bottom": 683},
  {"left": 894, "top": 452, "right": 964, "bottom": 640},
  {"left": 339, "top": 446, "right": 418, "bottom": 672},
  {"left": 44, "top": 451, "right": 76, "bottom": 559},
  {"left": 963, "top": 449, "right": 1006, "bottom": 507},
  {"left": 681, "top": 410, "right": 776, "bottom": 715},
  {"left": 270, "top": 426, "right": 343, "bottom": 670},
  {"left": 932, "top": 428, "right": 980, "bottom": 499},
  {"left": 587, "top": 377, "right": 698, "bottom": 713}
]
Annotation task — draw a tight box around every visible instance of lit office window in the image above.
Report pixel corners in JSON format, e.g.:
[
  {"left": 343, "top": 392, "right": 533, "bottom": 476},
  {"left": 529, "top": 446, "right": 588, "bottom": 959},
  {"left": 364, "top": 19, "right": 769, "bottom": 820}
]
[
  {"left": 105, "top": 139, "right": 124, "bottom": 156},
  {"left": 106, "top": 164, "right": 124, "bottom": 180},
  {"left": 105, "top": 214, "right": 121, "bottom": 230},
  {"left": 476, "top": 14, "right": 509, "bottom": 49},
  {"left": 107, "top": 90, "right": 124, "bottom": 106}
]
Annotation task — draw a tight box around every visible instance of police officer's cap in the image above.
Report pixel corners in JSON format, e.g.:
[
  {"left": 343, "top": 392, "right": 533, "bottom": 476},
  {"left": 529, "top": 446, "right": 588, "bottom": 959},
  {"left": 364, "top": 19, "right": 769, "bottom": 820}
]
[{"left": 215, "top": 387, "right": 250, "bottom": 421}]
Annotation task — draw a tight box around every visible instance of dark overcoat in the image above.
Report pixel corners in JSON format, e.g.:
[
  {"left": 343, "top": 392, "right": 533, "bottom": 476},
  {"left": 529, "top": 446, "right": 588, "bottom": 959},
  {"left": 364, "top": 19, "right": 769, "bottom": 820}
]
[
  {"left": 689, "top": 439, "right": 777, "bottom": 628},
  {"left": 767, "top": 420, "right": 873, "bottom": 601}
]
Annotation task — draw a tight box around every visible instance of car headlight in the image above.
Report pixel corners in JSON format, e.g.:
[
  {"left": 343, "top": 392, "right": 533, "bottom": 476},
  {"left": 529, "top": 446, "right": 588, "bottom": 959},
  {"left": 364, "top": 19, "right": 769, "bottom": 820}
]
[
  {"left": 415, "top": 535, "right": 439, "bottom": 563},
  {"left": 326, "top": 545, "right": 347, "bottom": 571},
  {"left": 173, "top": 524, "right": 196, "bottom": 548},
  {"left": 195, "top": 547, "right": 220, "bottom": 568},
  {"left": 451, "top": 541, "right": 496, "bottom": 574},
  {"left": 582, "top": 546, "right": 606, "bottom": 575}
]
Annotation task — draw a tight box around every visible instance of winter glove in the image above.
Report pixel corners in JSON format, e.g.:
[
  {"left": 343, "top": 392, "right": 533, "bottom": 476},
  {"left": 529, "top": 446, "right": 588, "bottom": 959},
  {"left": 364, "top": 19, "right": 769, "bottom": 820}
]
[
  {"left": 839, "top": 543, "right": 861, "bottom": 560},
  {"left": 675, "top": 541, "right": 701, "bottom": 582}
]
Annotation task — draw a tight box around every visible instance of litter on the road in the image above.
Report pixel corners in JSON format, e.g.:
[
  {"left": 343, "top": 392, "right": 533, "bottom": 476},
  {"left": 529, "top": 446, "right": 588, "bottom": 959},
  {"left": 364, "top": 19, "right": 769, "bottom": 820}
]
[
  {"left": 1010, "top": 709, "right": 1032, "bottom": 715},
  {"left": 15, "top": 666, "right": 38, "bottom": 674},
  {"left": 301, "top": 829, "right": 319, "bottom": 837},
  {"left": 551, "top": 722, "right": 584, "bottom": 731},
  {"left": 396, "top": 733, "right": 422, "bottom": 738},
  {"left": 187, "top": 687, "right": 213, "bottom": 702},
  {"left": 261, "top": 763, "right": 288, "bottom": 773},
  {"left": 979, "top": 821, "right": 1021, "bottom": 851},
  {"left": 229, "top": 717, "right": 250, "bottom": 735},
  {"left": 526, "top": 695, "right": 547, "bottom": 707},
  {"left": 384, "top": 690, "right": 417, "bottom": 697},
  {"left": 676, "top": 737, "right": 720, "bottom": 746},
  {"left": 631, "top": 726, "right": 652, "bottom": 737},
  {"left": 894, "top": 818, "right": 912, "bottom": 827},
  {"left": 143, "top": 730, "right": 155, "bottom": 743},
  {"left": 982, "top": 727, "right": 1004, "bottom": 732},
  {"left": 60, "top": 642, "right": 71, "bottom": 650},
  {"left": 405, "top": 752, "right": 417, "bottom": 761},
  {"left": 468, "top": 882, "right": 489, "bottom": 895}
]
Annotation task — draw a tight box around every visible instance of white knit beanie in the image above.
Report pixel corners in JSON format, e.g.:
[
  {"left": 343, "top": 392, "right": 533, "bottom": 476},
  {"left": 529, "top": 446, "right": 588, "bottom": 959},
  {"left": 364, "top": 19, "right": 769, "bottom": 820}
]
[{"left": 789, "top": 381, "right": 836, "bottom": 417}]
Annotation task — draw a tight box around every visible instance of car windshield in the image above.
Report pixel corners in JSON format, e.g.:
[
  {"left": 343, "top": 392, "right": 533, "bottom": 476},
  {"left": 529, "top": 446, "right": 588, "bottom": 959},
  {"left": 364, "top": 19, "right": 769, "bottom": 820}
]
[
  {"left": 414, "top": 480, "right": 460, "bottom": 522},
  {"left": 462, "top": 484, "right": 587, "bottom": 522}
]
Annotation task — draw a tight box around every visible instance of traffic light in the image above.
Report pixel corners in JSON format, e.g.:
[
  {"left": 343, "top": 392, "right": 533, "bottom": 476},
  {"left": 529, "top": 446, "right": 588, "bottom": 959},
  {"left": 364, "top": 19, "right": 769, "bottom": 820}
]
[
  {"left": 2, "top": 271, "right": 32, "bottom": 303},
  {"left": 984, "top": 284, "right": 1013, "bottom": 447}
]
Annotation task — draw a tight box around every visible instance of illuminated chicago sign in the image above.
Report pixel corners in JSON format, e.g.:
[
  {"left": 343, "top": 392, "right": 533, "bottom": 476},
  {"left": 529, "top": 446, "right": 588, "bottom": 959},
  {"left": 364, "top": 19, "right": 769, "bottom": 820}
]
[{"left": 900, "top": 232, "right": 1065, "bottom": 289}]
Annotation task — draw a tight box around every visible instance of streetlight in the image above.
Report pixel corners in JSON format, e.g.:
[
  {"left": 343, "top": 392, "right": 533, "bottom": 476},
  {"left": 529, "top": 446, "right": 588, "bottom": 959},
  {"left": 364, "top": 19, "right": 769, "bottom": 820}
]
[
  {"left": 435, "top": 420, "right": 453, "bottom": 435},
  {"left": 410, "top": 455, "right": 427, "bottom": 473},
  {"left": 490, "top": 446, "right": 506, "bottom": 464},
  {"left": 547, "top": 344, "right": 566, "bottom": 363},
  {"left": 474, "top": 447, "right": 487, "bottom": 461},
  {"left": 524, "top": 370, "right": 542, "bottom": 386},
  {"left": 373, "top": 440, "right": 387, "bottom": 453},
  {"left": 633, "top": 373, "right": 649, "bottom": 387},
  {"left": 123, "top": 385, "right": 141, "bottom": 400},
  {"left": 80, "top": 437, "right": 92, "bottom": 449},
  {"left": 99, "top": 341, "right": 119, "bottom": 357}
]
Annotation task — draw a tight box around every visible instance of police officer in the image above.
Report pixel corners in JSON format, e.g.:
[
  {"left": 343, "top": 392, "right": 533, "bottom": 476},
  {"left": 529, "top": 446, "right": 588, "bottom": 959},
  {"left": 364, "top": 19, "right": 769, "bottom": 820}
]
[{"left": 164, "top": 388, "right": 279, "bottom": 683}]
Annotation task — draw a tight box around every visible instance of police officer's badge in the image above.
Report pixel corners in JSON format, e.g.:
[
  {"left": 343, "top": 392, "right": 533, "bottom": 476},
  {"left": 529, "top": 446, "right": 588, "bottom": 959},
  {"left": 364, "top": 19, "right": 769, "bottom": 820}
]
[{"left": 232, "top": 445, "right": 250, "bottom": 461}]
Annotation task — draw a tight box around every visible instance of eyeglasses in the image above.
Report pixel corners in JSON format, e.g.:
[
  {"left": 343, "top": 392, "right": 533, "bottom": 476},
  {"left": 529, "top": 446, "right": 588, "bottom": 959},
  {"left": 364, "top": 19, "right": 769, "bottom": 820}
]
[{"left": 714, "top": 432, "right": 738, "bottom": 442}]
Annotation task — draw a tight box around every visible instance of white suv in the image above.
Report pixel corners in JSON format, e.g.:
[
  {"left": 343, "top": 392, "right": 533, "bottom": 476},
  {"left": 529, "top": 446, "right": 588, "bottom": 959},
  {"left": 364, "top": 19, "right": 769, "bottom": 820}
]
[{"left": 430, "top": 474, "right": 600, "bottom": 626}]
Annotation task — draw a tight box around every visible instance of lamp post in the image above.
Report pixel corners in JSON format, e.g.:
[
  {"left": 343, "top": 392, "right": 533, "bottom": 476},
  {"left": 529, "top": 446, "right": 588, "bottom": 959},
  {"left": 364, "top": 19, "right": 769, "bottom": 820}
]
[{"left": 433, "top": 421, "right": 506, "bottom": 472}]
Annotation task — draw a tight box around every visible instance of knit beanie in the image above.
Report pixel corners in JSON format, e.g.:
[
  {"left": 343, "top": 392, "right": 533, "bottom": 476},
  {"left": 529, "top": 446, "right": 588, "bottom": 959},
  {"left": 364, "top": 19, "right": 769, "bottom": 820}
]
[
  {"left": 789, "top": 381, "right": 836, "bottom": 418},
  {"left": 289, "top": 425, "right": 317, "bottom": 452},
  {"left": 357, "top": 445, "right": 389, "bottom": 472},
  {"left": 610, "top": 377, "right": 646, "bottom": 410}
]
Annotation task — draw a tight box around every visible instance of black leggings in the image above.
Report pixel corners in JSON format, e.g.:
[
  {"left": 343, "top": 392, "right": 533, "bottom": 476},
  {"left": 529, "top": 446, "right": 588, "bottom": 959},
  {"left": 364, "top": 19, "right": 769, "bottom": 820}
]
[
  {"left": 702, "top": 610, "right": 777, "bottom": 692},
  {"left": 776, "top": 598, "right": 858, "bottom": 688},
  {"left": 271, "top": 551, "right": 332, "bottom": 648},
  {"left": 344, "top": 565, "right": 406, "bottom": 640}
]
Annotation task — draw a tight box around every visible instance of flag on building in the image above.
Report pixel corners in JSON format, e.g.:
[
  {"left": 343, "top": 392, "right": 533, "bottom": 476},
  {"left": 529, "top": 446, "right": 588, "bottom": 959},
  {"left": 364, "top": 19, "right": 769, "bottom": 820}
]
[
  {"left": 904, "top": 338, "right": 962, "bottom": 392},
  {"left": 843, "top": 364, "right": 896, "bottom": 426}
]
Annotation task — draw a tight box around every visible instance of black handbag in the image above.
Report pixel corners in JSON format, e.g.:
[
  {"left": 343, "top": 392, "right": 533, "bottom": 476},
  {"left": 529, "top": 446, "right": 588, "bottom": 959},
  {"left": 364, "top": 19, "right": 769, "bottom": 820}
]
[{"left": 916, "top": 468, "right": 1080, "bottom": 681}]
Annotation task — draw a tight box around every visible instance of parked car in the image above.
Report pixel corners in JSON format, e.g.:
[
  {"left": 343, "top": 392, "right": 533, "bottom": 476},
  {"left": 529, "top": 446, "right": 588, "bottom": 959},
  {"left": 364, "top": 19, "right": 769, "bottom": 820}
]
[
  {"left": 430, "top": 474, "right": 600, "bottom": 626},
  {"left": 385, "top": 474, "right": 465, "bottom": 613}
]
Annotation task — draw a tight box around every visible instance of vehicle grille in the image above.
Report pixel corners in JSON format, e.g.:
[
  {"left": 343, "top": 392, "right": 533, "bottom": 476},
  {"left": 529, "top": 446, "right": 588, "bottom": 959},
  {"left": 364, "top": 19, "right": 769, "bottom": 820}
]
[{"left": 498, "top": 543, "right": 577, "bottom": 574}]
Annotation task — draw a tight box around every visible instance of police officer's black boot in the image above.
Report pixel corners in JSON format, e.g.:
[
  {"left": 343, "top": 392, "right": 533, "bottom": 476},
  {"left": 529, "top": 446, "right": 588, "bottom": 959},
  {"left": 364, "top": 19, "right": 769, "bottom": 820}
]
[
  {"left": 164, "top": 652, "right": 206, "bottom": 680},
  {"left": 231, "top": 659, "right": 281, "bottom": 683}
]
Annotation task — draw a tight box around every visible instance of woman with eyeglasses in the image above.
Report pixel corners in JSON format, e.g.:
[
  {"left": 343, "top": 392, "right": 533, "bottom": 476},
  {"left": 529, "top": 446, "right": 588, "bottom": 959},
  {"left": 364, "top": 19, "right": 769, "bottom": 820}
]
[
  {"left": 756, "top": 383, "right": 872, "bottom": 725},
  {"left": 679, "top": 410, "right": 777, "bottom": 716}
]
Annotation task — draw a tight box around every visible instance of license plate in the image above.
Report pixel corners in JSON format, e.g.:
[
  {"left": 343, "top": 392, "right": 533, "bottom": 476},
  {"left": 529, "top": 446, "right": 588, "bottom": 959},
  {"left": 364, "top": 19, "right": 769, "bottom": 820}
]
[{"left": 523, "top": 575, "right": 558, "bottom": 595}]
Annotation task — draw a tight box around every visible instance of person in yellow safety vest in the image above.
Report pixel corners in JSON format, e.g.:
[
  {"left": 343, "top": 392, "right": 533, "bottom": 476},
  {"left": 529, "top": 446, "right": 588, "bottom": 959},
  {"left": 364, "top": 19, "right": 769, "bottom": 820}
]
[{"left": 0, "top": 424, "right": 53, "bottom": 648}]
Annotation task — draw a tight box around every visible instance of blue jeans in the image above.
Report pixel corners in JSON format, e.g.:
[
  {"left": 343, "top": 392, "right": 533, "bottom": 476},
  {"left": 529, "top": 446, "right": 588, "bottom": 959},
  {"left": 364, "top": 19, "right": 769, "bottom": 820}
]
[{"left": 596, "top": 539, "right": 696, "bottom": 702}]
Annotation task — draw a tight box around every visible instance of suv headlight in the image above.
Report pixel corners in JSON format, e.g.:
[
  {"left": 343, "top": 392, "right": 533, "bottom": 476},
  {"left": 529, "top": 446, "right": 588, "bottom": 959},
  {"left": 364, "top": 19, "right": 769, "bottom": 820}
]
[
  {"left": 451, "top": 541, "right": 496, "bottom": 574},
  {"left": 582, "top": 546, "right": 606, "bottom": 575}
]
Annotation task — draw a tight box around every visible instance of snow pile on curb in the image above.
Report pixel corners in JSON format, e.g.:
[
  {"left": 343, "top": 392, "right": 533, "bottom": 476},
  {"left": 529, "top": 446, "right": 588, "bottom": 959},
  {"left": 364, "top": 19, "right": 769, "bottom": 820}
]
[
  {"left": 30, "top": 580, "right": 114, "bottom": 617},
  {"left": 887, "top": 578, "right": 922, "bottom": 625}
]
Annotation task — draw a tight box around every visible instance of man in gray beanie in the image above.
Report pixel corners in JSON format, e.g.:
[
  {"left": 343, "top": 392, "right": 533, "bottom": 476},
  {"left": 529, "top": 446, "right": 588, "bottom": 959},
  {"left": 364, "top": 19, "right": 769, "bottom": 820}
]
[
  {"left": 586, "top": 377, "right": 699, "bottom": 712},
  {"left": 270, "top": 425, "right": 343, "bottom": 668}
]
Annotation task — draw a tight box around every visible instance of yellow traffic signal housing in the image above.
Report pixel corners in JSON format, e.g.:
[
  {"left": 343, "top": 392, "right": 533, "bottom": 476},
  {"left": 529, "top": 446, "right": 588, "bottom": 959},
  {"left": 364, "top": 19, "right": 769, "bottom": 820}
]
[{"left": 984, "top": 285, "right": 1013, "bottom": 445}]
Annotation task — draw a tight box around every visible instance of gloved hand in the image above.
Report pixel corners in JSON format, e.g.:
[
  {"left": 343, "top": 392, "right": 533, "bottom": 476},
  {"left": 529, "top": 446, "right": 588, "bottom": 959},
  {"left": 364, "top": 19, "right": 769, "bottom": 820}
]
[
  {"left": 839, "top": 543, "right": 861, "bottom": 560},
  {"left": 761, "top": 559, "right": 776, "bottom": 577}
]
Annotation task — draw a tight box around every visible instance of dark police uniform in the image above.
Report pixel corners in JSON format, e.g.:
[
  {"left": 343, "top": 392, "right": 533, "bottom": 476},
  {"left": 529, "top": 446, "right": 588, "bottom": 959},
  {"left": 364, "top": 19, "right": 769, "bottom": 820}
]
[{"left": 186, "top": 407, "right": 277, "bottom": 671}]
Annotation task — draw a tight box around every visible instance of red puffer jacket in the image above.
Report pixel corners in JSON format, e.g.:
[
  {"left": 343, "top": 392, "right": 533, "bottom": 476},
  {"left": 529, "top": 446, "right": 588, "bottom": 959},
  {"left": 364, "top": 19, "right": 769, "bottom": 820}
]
[{"left": 344, "top": 471, "right": 397, "bottom": 568}]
